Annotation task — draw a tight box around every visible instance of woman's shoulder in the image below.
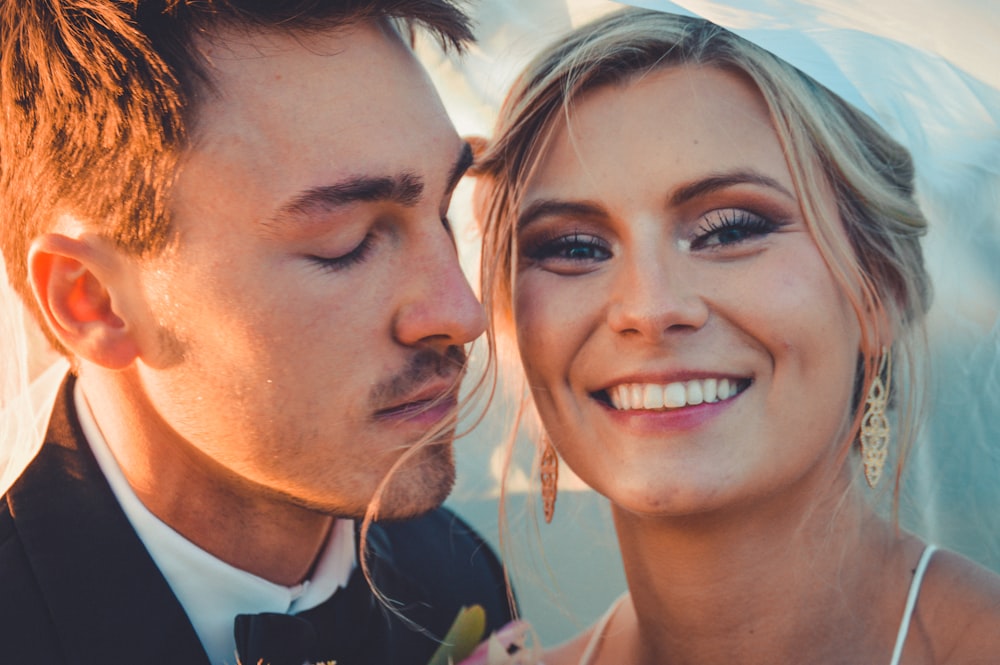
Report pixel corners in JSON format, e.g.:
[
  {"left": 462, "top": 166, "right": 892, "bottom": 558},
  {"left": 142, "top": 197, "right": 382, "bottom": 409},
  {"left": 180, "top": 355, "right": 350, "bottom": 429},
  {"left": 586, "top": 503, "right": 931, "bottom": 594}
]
[
  {"left": 541, "top": 626, "right": 597, "bottom": 665},
  {"left": 541, "top": 592, "right": 633, "bottom": 665},
  {"left": 918, "top": 547, "right": 1000, "bottom": 663}
]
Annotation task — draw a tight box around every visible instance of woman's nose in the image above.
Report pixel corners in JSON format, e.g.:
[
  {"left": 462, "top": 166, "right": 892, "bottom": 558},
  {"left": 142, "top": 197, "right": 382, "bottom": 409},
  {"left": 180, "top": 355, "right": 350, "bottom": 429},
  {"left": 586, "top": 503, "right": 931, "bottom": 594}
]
[{"left": 606, "top": 246, "right": 709, "bottom": 341}]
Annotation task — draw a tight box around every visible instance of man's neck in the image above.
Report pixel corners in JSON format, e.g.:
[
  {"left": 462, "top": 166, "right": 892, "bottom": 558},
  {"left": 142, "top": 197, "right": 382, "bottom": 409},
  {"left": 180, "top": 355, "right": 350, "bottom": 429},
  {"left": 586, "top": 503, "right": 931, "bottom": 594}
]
[{"left": 77, "top": 369, "right": 335, "bottom": 585}]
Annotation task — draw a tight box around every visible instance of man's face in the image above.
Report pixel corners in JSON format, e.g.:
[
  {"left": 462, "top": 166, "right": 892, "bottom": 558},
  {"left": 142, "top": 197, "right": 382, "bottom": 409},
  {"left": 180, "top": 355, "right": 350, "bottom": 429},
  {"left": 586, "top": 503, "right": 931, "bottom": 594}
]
[{"left": 120, "top": 21, "right": 484, "bottom": 519}]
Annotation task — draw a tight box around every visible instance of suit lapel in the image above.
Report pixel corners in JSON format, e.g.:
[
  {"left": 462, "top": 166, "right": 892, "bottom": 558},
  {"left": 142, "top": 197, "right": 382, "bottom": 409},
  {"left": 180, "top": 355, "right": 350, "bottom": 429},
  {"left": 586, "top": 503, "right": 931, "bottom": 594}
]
[
  {"left": 362, "top": 521, "right": 447, "bottom": 663},
  {"left": 7, "top": 375, "right": 210, "bottom": 665}
]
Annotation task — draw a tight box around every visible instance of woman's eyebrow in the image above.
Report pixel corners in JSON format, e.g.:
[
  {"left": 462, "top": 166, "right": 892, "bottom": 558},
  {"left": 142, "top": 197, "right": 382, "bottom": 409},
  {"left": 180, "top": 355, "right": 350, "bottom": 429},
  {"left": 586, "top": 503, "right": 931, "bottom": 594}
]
[
  {"left": 516, "top": 171, "right": 794, "bottom": 232},
  {"left": 669, "top": 170, "right": 796, "bottom": 207},
  {"left": 516, "top": 199, "right": 606, "bottom": 231}
]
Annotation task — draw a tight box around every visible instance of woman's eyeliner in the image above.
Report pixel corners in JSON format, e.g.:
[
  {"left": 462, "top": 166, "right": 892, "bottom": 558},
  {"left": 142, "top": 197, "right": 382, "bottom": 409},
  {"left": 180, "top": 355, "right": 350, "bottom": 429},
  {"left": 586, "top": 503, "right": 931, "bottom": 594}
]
[{"left": 689, "top": 209, "right": 780, "bottom": 250}]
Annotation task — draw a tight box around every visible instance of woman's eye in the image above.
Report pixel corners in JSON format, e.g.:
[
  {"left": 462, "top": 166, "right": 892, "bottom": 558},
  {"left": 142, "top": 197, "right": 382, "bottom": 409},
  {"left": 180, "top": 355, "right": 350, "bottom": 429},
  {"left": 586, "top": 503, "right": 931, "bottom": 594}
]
[
  {"left": 689, "top": 209, "right": 780, "bottom": 251},
  {"left": 525, "top": 232, "right": 612, "bottom": 264},
  {"left": 307, "top": 233, "right": 375, "bottom": 272}
]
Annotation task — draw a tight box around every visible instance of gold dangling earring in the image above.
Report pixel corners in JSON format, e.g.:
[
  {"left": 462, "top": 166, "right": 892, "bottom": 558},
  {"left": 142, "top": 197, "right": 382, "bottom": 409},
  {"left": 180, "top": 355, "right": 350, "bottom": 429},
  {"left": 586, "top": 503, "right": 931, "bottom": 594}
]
[
  {"left": 861, "top": 348, "right": 891, "bottom": 488},
  {"left": 540, "top": 435, "right": 559, "bottom": 524}
]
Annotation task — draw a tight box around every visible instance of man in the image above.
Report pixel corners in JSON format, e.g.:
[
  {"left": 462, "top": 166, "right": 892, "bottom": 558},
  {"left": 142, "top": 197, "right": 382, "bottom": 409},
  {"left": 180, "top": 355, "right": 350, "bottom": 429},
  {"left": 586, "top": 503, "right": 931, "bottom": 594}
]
[{"left": 0, "top": 2, "right": 511, "bottom": 663}]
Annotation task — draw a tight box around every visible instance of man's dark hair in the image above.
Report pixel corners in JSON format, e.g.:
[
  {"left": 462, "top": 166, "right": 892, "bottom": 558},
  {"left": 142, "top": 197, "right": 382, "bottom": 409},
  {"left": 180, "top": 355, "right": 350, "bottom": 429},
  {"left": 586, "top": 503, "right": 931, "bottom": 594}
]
[{"left": 0, "top": 0, "right": 473, "bottom": 350}]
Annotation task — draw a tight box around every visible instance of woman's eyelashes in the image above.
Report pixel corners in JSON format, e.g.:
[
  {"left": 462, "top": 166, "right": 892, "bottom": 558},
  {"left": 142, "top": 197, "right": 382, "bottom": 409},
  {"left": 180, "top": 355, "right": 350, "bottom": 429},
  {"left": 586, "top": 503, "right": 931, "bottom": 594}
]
[
  {"left": 519, "top": 208, "right": 783, "bottom": 271},
  {"left": 687, "top": 208, "right": 782, "bottom": 251},
  {"left": 307, "top": 232, "right": 376, "bottom": 272},
  {"left": 522, "top": 231, "right": 612, "bottom": 265}
]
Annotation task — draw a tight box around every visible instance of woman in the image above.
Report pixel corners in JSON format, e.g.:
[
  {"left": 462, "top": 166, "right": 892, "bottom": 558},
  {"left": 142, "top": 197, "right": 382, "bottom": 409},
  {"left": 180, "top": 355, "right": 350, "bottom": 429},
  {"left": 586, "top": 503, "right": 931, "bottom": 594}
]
[{"left": 474, "top": 8, "right": 1000, "bottom": 664}]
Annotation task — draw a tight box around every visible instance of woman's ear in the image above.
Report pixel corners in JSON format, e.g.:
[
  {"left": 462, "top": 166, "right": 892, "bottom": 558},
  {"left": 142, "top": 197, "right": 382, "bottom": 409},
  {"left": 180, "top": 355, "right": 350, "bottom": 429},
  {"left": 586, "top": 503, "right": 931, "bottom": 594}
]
[{"left": 28, "top": 233, "right": 140, "bottom": 369}]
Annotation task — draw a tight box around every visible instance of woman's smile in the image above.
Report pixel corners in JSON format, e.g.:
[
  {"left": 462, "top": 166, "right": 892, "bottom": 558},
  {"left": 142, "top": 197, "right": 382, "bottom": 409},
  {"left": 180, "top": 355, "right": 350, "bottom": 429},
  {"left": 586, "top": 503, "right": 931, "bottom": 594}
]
[
  {"left": 602, "top": 377, "right": 752, "bottom": 410},
  {"left": 512, "top": 64, "right": 861, "bottom": 515}
]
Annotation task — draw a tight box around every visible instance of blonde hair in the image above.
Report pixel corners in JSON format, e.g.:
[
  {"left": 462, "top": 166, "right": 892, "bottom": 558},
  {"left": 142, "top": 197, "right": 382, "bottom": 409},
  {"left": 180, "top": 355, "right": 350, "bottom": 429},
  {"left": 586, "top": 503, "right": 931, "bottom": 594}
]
[{"left": 475, "top": 7, "right": 931, "bottom": 502}]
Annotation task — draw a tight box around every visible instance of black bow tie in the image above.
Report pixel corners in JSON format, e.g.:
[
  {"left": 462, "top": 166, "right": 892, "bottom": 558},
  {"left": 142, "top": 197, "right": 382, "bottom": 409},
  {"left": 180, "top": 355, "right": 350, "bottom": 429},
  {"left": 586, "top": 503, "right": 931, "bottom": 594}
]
[
  {"left": 234, "top": 612, "right": 318, "bottom": 665},
  {"left": 234, "top": 566, "right": 379, "bottom": 665}
]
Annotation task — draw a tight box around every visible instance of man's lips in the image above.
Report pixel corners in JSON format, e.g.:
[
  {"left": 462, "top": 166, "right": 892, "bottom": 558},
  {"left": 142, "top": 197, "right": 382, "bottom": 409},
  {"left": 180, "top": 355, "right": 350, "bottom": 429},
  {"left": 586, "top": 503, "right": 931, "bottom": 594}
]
[{"left": 374, "top": 381, "right": 460, "bottom": 421}]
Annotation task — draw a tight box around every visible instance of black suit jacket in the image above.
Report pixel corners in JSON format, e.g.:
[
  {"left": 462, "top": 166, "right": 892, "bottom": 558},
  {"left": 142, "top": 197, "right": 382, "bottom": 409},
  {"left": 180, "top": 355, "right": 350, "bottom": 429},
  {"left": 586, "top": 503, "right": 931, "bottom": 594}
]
[{"left": 0, "top": 376, "right": 512, "bottom": 664}]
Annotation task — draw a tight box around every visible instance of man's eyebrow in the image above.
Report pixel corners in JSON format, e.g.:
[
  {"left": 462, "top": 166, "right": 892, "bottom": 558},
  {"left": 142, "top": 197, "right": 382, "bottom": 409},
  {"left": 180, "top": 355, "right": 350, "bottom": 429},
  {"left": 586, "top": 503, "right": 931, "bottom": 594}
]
[
  {"left": 669, "top": 170, "right": 795, "bottom": 207},
  {"left": 516, "top": 200, "right": 606, "bottom": 232},
  {"left": 270, "top": 173, "right": 424, "bottom": 226},
  {"left": 446, "top": 141, "right": 474, "bottom": 194},
  {"left": 265, "top": 143, "right": 473, "bottom": 229}
]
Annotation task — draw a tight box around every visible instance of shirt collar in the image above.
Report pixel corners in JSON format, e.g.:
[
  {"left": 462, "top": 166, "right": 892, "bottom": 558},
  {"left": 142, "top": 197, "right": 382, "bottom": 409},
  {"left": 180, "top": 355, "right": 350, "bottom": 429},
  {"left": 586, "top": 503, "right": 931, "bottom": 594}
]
[{"left": 74, "top": 382, "right": 356, "bottom": 665}]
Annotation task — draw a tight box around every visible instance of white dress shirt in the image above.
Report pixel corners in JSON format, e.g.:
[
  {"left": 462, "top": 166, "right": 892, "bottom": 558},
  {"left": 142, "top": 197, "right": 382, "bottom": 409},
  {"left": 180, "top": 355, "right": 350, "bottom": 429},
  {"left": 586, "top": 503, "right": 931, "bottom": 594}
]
[{"left": 75, "top": 384, "right": 356, "bottom": 665}]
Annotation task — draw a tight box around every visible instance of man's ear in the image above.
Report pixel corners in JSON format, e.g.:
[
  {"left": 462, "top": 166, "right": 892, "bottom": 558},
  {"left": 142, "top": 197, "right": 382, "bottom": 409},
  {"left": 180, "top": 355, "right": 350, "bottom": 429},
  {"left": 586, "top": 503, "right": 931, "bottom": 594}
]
[{"left": 28, "top": 233, "right": 140, "bottom": 369}]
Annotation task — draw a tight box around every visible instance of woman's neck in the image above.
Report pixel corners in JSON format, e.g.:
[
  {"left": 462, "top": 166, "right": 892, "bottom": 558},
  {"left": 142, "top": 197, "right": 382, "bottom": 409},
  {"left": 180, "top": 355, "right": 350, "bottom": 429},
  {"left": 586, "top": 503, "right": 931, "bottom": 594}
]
[{"left": 606, "top": 481, "right": 917, "bottom": 665}]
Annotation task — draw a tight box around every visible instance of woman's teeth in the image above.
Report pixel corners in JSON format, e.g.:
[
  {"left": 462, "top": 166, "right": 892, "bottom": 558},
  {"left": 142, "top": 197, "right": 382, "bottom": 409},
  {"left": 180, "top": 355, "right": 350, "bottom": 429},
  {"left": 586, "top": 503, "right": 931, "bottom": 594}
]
[{"left": 607, "top": 378, "right": 745, "bottom": 410}]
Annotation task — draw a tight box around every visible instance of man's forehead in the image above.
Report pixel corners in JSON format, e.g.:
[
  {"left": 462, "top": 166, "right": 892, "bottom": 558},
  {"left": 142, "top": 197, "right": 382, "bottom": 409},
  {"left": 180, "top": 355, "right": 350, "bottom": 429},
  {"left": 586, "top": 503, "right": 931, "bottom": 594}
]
[
  {"left": 192, "top": 16, "right": 400, "bottom": 59},
  {"left": 186, "top": 18, "right": 416, "bottom": 118},
  {"left": 168, "top": 18, "right": 462, "bottom": 234},
  {"left": 182, "top": 19, "right": 442, "bottom": 150}
]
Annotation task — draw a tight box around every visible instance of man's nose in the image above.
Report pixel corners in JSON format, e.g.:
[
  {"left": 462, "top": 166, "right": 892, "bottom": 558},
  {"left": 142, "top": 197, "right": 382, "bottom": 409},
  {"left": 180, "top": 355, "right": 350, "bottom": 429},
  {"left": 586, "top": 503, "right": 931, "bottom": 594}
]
[{"left": 392, "top": 226, "right": 486, "bottom": 351}]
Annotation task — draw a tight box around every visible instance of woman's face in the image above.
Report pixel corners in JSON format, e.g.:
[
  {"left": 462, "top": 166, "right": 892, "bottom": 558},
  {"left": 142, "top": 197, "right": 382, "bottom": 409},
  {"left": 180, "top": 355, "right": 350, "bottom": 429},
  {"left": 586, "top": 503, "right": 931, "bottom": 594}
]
[{"left": 512, "top": 65, "right": 861, "bottom": 517}]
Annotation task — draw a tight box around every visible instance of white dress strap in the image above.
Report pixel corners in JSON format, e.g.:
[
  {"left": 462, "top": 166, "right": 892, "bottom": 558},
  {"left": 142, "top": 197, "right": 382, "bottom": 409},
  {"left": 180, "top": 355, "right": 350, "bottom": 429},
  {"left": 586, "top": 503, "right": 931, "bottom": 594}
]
[
  {"left": 889, "top": 544, "right": 938, "bottom": 665},
  {"left": 577, "top": 592, "right": 628, "bottom": 665}
]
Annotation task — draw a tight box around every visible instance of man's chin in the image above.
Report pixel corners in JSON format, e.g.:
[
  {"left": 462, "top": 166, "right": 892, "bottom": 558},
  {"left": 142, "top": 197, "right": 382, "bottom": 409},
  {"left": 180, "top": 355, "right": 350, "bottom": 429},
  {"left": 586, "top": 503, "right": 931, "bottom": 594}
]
[
  {"left": 283, "top": 443, "right": 456, "bottom": 520},
  {"left": 369, "top": 454, "right": 456, "bottom": 522}
]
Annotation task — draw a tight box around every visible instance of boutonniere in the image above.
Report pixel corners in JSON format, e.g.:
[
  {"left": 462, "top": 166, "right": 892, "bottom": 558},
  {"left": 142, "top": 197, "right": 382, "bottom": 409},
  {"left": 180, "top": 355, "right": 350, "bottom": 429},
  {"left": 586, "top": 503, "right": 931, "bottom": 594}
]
[
  {"left": 294, "top": 606, "right": 539, "bottom": 665},
  {"left": 426, "top": 605, "right": 541, "bottom": 665}
]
